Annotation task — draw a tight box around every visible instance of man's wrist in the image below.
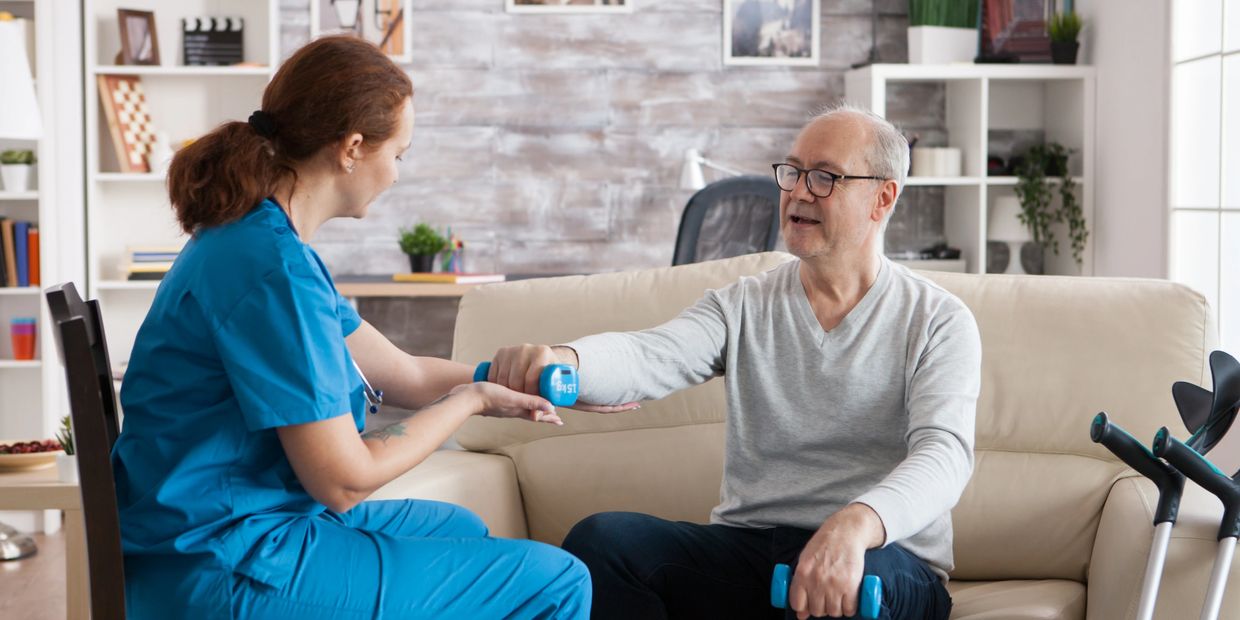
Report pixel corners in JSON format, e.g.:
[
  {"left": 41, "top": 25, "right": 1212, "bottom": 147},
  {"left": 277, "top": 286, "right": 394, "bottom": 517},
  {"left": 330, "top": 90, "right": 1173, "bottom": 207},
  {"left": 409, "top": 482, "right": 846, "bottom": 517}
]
[
  {"left": 844, "top": 502, "right": 887, "bottom": 549},
  {"left": 551, "top": 345, "right": 580, "bottom": 368}
]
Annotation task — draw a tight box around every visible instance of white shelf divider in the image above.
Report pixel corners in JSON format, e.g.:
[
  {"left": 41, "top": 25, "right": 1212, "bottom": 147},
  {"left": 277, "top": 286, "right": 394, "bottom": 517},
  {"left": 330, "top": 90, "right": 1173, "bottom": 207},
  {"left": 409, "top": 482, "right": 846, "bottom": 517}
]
[
  {"left": 96, "top": 280, "right": 160, "bottom": 291},
  {"left": 0, "top": 287, "right": 41, "bottom": 297},
  {"left": 0, "top": 360, "right": 43, "bottom": 370},
  {"left": 0, "top": 192, "right": 39, "bottom": 201},
  {"left": 906, "top": 176, "right": 983, "bottom": 187},
  {"left": 91, "top": 65, "right": 271, "bottom": 77}
]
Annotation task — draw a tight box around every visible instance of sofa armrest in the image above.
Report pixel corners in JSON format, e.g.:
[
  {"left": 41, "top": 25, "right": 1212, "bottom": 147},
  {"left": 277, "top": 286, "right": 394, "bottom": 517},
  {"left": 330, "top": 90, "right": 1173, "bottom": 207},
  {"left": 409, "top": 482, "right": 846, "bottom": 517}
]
[
  {"left": 1088, "top": 474, "right": 1240, "bottom": 619},
  {"left": 370, "top": 449, "right": 528, "bottom": 539}
]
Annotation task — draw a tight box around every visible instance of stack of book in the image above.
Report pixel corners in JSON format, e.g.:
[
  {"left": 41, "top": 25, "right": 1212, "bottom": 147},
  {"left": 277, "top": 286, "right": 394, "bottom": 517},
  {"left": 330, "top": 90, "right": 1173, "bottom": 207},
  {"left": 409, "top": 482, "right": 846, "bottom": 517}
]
[
  {"left": 125, "top": 246, "right": 181, "bottom": 281},
  {"left": 0, "top": 218, "right": 39, "bottom": 288}
]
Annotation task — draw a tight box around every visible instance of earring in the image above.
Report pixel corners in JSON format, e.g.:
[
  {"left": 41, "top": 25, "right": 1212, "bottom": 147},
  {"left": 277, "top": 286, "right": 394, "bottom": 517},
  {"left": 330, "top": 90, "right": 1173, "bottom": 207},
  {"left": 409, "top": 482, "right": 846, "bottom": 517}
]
[{"left": 347, "top": 162, "right": 355, "bottom": 174}]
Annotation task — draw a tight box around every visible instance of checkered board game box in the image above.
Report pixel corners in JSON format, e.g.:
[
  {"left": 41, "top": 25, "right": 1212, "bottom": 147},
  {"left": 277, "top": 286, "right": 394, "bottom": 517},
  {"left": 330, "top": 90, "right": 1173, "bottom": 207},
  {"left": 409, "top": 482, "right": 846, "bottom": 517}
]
[{"left": 97, "top": 74, "right": 157, "bottom": 173}]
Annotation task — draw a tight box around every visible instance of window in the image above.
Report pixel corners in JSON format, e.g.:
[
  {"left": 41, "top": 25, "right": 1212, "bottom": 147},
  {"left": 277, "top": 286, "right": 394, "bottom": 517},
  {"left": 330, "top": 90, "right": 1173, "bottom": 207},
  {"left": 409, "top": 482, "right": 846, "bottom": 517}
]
[{"left": 1170, "top": 0, "right": 1240, "bottom": 354}]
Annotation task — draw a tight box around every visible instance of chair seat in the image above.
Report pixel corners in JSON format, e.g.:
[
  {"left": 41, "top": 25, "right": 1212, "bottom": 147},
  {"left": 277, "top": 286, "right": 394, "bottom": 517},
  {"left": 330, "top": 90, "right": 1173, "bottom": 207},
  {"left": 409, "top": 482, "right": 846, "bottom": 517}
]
[{"left": 947, "top": 579, "right": 1086, "bottom": 620}]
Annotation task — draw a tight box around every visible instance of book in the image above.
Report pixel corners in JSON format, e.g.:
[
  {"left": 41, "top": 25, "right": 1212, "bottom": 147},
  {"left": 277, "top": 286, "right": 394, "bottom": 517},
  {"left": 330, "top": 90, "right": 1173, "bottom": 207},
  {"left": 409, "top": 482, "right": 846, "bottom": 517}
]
[
  {"left": 391, "top": 272, "right": 506, "bottom": 284},
  {"left": 0, "top": 218, "right": 7, "bottom": 287},
  {"left": 1, "top": 219, "right": 16, "bottom": 287},
  {"left": 26, "top": 226, "right": 38, "bottom": 286},
  {"left": 13, "top": 221, "right": 27, "bottom": 287},
  {"left": 126, "top": 271, "right": 166, "bottom": 281}
]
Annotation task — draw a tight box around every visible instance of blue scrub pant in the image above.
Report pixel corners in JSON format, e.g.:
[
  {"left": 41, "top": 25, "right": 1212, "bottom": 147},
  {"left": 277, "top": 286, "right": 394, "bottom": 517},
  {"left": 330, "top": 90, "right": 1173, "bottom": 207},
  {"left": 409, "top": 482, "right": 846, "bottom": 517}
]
[
  {"left": 561, "top": 512, "right": 950, "bottom": 620},
  {"left": 230, "top": 499, "right": 591, "bottom": 619}
]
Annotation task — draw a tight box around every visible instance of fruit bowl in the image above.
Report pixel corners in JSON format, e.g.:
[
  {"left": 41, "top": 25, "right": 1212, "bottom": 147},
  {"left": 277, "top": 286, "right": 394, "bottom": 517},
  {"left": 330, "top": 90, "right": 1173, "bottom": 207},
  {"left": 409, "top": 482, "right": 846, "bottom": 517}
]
[{"left": 0, "top": 439, "right": 64, "bottom": 472}]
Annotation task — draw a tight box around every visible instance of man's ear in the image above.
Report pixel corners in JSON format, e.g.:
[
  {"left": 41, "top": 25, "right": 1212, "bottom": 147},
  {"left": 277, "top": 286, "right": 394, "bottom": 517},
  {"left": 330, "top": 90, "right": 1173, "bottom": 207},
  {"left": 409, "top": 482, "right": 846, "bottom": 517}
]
[{"left": 872, "top": 180, "right": 898, "bottom": 222}]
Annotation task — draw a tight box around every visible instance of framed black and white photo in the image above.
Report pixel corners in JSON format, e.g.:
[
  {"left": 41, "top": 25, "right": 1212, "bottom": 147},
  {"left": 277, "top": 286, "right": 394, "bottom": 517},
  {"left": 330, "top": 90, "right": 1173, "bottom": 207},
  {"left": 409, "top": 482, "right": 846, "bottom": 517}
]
[
  {"left": 723, "top": 0, "right": 819, "bottom": 66},
  {"left": 311, "top": 0, "right": 412, "bottom": 64},
  {"left": 506, "top": 0, "right": 632, "bottom": 14}
]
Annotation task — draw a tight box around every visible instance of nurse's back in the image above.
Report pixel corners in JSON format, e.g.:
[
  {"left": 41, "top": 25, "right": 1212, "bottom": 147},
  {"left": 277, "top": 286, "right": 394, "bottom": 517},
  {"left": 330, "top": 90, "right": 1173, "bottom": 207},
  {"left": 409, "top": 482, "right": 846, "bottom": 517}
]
[{"left": 116, "top": 200, "right": 336, "bottom": 559}]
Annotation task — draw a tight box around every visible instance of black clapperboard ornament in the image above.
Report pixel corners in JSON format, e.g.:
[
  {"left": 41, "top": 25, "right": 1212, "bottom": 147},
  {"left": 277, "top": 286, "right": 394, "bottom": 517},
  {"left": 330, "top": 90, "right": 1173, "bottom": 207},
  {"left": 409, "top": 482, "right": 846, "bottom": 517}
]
[{"left": 182, "top": 17, "right": 244, "bottom": 66}]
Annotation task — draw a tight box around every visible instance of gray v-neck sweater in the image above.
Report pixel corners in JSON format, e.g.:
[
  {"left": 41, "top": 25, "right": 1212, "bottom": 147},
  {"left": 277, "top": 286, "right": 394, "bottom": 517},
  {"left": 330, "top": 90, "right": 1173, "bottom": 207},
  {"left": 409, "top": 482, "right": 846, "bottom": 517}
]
[{"left": 567, "top": 258, "right": 981, "bottom": 579}]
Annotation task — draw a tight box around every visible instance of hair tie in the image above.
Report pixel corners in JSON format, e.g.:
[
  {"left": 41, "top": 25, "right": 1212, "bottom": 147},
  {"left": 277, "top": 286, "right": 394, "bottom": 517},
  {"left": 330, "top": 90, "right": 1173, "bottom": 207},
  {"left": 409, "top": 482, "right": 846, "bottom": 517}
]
[{"left": 248, "top": 110, "right": 277, "bottom": 139}]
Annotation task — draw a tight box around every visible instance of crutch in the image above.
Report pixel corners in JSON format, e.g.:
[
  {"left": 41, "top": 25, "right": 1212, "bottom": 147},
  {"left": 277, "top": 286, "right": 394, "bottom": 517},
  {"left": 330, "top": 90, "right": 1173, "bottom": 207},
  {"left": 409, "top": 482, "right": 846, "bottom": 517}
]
[
  {"left": 1090, "top": 412, "right": 1184, "bottom": 620},
  {"left": 1149, "top": 350, "right": 1240, "bottom": 620}
]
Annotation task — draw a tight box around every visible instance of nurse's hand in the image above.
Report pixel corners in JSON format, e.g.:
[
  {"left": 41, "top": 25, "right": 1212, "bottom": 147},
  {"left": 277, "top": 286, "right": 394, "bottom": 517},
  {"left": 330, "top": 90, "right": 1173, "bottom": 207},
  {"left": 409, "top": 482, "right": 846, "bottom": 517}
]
[
  {"left": 488, "top": 344, "right": 640, "bottom": 413},
  {"left": 456, "top": 382, "right": 564, "bottom": 425}
]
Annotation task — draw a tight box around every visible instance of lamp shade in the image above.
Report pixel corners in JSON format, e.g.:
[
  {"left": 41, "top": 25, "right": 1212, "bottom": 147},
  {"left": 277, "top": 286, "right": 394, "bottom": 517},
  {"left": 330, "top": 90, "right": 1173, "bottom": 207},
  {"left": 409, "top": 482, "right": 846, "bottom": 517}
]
[
  {"left": 0, "top": 20, "right": 42, "bottom": 140},
  {"left": 989, "top": 196, "right": 1032, "bottom": 243},
  {"left": 679, "top": 148, "right": 706, "bottom": 191}
]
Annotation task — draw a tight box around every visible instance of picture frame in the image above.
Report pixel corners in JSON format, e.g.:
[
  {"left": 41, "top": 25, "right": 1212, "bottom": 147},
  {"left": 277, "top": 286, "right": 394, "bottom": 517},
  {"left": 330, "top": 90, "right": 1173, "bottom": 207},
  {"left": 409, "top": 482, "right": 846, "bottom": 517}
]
[
  {"left": 506, "top": 0, "right": 632, "bottom": 13},
  {"left": 117, "top": 9, "right": 160, "bottom": 66},
  {"left": 978, "top": 0, "right": 1052, "bottom": 63},
  {"left": 311, "top": 0, "right": 413, "bottom": 64},
  {"left": 723, "top": 0, "right": 820, "bottom": 67}
]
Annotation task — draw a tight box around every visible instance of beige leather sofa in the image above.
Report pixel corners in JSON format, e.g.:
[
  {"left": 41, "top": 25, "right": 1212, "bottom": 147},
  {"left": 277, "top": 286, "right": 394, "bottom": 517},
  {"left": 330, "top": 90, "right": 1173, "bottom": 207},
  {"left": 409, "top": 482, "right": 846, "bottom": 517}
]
[{"left": 373, "top": 252, "right": 1240, "bottom": 619}]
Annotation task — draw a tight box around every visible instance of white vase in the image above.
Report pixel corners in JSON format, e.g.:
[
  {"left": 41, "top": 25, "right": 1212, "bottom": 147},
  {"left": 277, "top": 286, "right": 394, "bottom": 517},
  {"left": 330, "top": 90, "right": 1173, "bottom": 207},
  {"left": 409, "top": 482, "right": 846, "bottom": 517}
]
[
  {"left": 0, "top": 164, "right": 32, "bottom": 193},
  {"left": 907, "top": 26, "right": 978, "bottom": 65},
  {"left": 56, "top": 453, "right": 78, "bottom": 484}
]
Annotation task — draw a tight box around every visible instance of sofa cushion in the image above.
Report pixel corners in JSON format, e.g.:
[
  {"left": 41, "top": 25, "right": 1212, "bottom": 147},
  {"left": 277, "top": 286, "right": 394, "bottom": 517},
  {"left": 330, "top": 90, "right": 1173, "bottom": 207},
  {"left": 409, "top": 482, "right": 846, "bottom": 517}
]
[{"left": 946, "top": 579, "right": 1086, "bottom": 619}]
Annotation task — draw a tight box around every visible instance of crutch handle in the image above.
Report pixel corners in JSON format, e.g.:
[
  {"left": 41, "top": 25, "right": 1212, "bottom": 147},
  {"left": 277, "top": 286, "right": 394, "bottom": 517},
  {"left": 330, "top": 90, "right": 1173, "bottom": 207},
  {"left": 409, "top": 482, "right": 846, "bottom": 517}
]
[
  {"left": 1153, "top": 428, "right": 1240, "bottom": 541},
  {"left": 1091, "top": 412, "right": 1185, "bottom": 525}
]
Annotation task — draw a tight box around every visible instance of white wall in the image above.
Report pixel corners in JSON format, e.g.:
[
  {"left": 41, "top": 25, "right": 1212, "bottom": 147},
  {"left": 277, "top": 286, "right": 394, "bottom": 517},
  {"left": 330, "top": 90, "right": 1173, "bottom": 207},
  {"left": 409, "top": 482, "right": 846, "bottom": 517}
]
[{"left": 1078, "top": 0, "right": 1170, "bottom": 279}]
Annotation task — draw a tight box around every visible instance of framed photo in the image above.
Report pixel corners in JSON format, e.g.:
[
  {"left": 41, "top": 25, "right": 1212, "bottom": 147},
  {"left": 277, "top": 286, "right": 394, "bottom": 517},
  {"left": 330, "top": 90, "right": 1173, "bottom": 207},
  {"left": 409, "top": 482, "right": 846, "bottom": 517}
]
[
  {"left": 978, "top": 0, "right": 1051, "bottom": 63},
  {"left": 723, "top": 0, "right": 819, "bottom": 66},
  {"left": 506, "top": 0, "right": 632, "bottom": 13},
  {"left": 311, "top": 0, "right": 413, "bottom": 64},
  {"left": 117, "top": 9, "right": 160, "bottom": 66}
]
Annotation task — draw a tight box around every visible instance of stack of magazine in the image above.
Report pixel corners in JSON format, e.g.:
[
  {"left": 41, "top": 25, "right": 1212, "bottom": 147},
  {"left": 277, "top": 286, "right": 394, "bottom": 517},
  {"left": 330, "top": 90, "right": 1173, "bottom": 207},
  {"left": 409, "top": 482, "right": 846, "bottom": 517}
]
[{"left": 125, "top": 246, "right": 181, "bottom": 281}]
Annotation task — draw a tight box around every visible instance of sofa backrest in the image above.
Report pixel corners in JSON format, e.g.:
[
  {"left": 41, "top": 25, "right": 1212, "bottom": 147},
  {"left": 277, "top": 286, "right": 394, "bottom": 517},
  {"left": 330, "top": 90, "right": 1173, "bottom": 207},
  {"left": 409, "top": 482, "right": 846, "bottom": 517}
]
[{"left": 451, "top": 252, "right": 1215, "bottom": 582}]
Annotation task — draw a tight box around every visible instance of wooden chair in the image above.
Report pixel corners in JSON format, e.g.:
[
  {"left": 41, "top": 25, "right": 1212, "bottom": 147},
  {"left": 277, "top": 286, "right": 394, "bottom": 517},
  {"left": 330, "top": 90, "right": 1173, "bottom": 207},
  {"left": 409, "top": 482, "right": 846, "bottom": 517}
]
[{"left": 45, "top": 282, "right": 125, "bottom": 619}]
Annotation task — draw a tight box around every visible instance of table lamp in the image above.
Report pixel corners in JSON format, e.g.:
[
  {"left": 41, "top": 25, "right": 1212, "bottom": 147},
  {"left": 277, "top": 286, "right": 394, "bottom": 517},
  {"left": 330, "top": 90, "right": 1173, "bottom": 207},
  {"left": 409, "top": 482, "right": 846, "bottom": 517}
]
[
  {"left": 0, "top": 17, "right": 42, "bottom": 141},
  {"left": 989, "top": 196, "right": 1032, "bottom": 275},
  {"left": 679, "top": 148, "right": 744, "bottom": 191}
]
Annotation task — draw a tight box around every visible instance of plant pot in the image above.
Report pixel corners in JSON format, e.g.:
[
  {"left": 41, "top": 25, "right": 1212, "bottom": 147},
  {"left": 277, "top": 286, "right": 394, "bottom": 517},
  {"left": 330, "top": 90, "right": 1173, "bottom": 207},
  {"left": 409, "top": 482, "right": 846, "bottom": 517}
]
[
  {"left": 0, "top": 164, "right": 32, "bottom": 193},
  {"left": 907, "top": 26, "right": 978, "bottom": 65},
  {"left": 57, "top": 453, "right": 78, "bottom": 485},
  {"left": 1050, "top": 41, "right": 1079, "bottom": 65},
  {"left": 408, "top": 253, "right": 436, "bottom": 273}
]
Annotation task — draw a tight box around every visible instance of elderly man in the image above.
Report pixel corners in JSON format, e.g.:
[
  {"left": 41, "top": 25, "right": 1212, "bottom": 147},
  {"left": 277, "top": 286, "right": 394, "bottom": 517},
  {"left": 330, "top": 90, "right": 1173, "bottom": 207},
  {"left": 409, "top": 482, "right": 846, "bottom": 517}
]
[{"left": 486, "top": 104, "right": 981, "bottom": 620}]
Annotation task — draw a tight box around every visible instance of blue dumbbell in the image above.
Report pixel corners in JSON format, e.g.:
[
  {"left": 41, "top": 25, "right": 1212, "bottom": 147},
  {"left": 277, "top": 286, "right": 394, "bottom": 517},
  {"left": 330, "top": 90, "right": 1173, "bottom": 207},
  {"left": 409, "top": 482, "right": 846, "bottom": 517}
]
[
  {"left": 474, "top": 361, "right": 579, "bottom": 407},
  {"left": 770, "top": 563, "right": 882, "bottom": 619}
]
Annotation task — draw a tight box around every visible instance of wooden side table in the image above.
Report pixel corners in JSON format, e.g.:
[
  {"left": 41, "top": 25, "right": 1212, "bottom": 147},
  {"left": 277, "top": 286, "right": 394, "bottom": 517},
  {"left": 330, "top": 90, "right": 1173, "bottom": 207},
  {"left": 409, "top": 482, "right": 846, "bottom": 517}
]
[{"left": 0, "top": 468, "right": 87, "bottom": 619}]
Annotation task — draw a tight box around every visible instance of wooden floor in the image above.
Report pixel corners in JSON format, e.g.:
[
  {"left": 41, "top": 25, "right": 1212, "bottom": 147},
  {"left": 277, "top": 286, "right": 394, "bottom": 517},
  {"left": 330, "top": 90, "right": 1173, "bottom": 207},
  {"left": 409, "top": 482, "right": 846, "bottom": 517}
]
[{"left": 0, "top": 531, "right": 66, "bottom": 620}]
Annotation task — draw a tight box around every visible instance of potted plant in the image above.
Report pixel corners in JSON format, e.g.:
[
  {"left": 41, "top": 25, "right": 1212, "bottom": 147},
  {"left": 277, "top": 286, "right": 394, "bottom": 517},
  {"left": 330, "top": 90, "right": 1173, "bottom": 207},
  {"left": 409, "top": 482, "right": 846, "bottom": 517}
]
[
  {"left": 55, "top": 415, "right": 77, "bottom": 484},
  {"left": 907, "top": 0, "right": 979, "bottom": 65},
  {"left": 0, "top": 149, "right": 35, "bottom": 193},
  {"left": 398, "top": 223, "right": 447, "bottom": 273},
  {"left": 1013, "top": 142, "right": 1088, "bottom": 272},
  {"left": 1048, "top": 11, "right": 1082, "bottom": 65}
]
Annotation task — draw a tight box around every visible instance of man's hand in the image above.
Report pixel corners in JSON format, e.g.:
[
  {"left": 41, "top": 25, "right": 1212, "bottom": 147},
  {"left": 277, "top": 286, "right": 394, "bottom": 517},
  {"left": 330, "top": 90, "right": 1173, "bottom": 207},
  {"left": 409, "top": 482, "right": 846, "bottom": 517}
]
[
  {"left": 788, "top": 503, "right": 886, "bottom": 619},
  {"left": 487, "top": 344, "right": 640, "bottom": 413}
]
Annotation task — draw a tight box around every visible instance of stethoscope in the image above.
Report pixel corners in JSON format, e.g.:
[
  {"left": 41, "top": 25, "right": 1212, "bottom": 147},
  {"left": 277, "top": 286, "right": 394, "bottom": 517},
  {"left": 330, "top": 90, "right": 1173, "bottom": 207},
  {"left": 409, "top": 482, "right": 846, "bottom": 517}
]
[{"left": 351, "top": 360, "right": 383, "bottom": 414}]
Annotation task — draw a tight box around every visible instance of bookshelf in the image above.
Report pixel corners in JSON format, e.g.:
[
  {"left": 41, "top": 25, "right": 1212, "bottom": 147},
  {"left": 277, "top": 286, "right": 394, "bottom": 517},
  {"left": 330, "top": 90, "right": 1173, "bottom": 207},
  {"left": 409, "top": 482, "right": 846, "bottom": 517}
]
[
  {"left": 84, "top": 0, "right": 278, "bottom": 369},
  {"left": 845, "top": 64, "right": 1096, "bottom": 275},
  {"left": 0, "top": 0, "right": 86, "bottom": 534}
]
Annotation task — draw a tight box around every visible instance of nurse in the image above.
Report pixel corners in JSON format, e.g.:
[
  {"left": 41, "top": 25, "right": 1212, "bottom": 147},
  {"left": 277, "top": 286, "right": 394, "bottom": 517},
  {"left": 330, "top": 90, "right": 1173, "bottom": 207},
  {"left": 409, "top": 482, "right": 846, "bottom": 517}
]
[{"left": 114, "top": 35, "right": 600, "bottom": 619}]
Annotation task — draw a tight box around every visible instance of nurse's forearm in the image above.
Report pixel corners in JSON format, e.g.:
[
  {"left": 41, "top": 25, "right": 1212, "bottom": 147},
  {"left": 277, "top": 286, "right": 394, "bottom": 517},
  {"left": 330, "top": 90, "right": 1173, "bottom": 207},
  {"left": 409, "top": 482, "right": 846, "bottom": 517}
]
[
  {"left": 382, "top": 355, "right": 475, "bottom": 410},
  {"left": 281, "top": 388, "right": 479, "bottom": 514}
]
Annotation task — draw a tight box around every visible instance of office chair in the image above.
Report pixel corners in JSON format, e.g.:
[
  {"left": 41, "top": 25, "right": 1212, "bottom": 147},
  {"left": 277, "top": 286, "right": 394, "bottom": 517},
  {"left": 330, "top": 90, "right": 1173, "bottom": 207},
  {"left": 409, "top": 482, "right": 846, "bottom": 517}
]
[
  {"left": 672, "top": 175, "right": 781, "bottom": 266},
  {"left": 46, "top": 282, "right": 125, "bottom": 619}
]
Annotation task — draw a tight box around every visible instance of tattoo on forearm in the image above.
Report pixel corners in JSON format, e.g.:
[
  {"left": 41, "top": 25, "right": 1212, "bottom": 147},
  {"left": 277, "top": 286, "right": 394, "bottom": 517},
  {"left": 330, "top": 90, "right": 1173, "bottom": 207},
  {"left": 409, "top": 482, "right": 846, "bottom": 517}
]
[{"left": 360, "top": 393, "right": 452, "bottom": 443}]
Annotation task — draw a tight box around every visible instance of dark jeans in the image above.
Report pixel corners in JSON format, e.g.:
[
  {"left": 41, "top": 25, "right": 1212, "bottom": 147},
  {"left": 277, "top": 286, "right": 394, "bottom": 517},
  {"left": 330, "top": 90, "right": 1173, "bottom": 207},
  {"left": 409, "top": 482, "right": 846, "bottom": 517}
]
[{"left": 562, "top": 511, "right": 951, "bottom": 620}]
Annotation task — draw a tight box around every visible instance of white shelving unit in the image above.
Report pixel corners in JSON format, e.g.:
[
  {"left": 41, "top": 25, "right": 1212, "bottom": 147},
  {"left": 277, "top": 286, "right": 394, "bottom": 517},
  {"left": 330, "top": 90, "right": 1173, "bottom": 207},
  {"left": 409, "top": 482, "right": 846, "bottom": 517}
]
[
  {"left": 84, "top": 0, "right": 278, "bottom": 368},
  {"left": 846, "top": 64, "right": 1096, "bottom": 276},
  {"left": 0, "top": 0, "right": 86, "bottom": 534}
]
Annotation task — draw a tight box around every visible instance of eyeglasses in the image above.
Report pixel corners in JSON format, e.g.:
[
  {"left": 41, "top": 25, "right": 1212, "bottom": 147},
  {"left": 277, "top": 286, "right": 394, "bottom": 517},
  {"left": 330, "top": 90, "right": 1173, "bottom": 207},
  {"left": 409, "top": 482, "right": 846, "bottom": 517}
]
[{"left": 771, "top": 163, "right": 885, "bottom": 199}]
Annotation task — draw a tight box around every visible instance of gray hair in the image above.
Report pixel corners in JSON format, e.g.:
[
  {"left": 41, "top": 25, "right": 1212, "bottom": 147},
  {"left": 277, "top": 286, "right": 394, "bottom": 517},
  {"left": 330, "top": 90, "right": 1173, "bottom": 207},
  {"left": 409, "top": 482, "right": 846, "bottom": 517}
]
[{"left": 807, "top": 102, "right": 909, "bottom": 215}]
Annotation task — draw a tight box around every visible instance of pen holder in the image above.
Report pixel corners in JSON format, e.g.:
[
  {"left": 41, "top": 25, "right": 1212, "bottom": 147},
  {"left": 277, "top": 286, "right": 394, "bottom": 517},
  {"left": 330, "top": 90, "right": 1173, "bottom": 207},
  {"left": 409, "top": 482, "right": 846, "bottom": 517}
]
[{"left": 10, "top": 317, "right": 36, "bottom": 360}]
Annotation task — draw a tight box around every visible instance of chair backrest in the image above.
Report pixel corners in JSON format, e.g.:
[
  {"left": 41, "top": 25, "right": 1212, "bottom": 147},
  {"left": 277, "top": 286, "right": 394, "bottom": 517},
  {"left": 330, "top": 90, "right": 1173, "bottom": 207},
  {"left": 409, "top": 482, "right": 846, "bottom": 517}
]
[
  {"left": 672, "top": 175, "right": 781, "bottom": 266},
  {"left": 45, "top": 282, "right": 125, "bottom": 620}
]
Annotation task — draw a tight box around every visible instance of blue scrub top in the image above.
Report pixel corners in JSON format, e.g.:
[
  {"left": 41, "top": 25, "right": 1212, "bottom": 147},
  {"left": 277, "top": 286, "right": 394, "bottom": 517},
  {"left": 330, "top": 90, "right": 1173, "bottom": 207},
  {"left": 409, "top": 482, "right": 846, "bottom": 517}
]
[{"left": 115, "top": 199, "right": 367, "bottom": 593}]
